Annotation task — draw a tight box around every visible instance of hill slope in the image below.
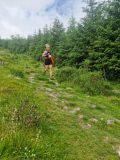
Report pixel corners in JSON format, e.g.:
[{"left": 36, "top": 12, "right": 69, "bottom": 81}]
[{"left": 0, "top": 50, "right": 120, "bottom": 160}]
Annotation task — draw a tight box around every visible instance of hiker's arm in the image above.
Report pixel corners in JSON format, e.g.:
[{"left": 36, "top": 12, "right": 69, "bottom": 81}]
[
  {"left": 49, "top": 54, "right": 52, "bottom": 58},
  {"left": 42, "top": 51, "right": 45, "bottom": 57}
]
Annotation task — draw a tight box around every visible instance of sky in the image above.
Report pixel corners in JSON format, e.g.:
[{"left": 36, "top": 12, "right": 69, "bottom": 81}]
[{"left": 0, "top": 0, "right": 104, "bottom": 39}]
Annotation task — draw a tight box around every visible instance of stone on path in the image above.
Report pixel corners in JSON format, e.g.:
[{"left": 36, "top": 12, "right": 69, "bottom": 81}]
[
  {"left": 69, "top": 107, "right": 80, "bottom": 114},
  {"left": 46, "top": 88, "right": 53, "bottom": 92},
  {"left": 63, "top": 106, "right": 68, "bottom": 110},
  {"left": 113, "top": 145, "right": 120, "bottom": 158},
  {"left": 90, "top": 118, "right": 98, "bottom": 123},
  {"left": 78, "top": 115, "right": 84, "bottom": 123},
  {"left": 74, "top": 107, "right": 80, "bottom": 112},
  {"left": 28, "top": 73, "right": 36, "bottom": 83},
  {"left": 78, "top": 115, "right": 84, "bottom": 120},
  {"left": 62, "top": 93, "right": 73, "bottom": 98},
  {"left": 116, "top": 146, "right": 120, "bottom": 157},
  {"left": 91, "top": 104, "right": 97, "bottom": 109},
  {"left": 107, "top": 119, "right": 120, "bottom": 125},
  {"left": 107, "top": 119, "right": 115, "bottom": 125},
  {"left": 82, "top": 124, "right": 91, "bottom": 129},
  {"left": 104, "top": 136, "right": 118, "bottom": 144}
]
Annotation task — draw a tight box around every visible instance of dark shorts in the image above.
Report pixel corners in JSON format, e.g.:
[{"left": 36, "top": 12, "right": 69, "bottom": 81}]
[{"left": 45, "top": 59, "right": 52, "bottom": 65}]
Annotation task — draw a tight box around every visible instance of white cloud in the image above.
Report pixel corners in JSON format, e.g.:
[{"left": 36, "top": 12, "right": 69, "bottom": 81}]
[
  {"left": 0, "top": 0, "right": 105, "bottom": 39},
  {"left": 0, "top": 0, "right": 58, "bottom": 38},
  {"left": 0, "top": 20, "right": 22, "bottom": 37}
]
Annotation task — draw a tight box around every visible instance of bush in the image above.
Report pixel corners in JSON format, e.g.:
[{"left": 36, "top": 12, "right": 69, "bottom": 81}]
[
  {"left": 72, "top": 70, "right": 111, "bottom": 95},
  {"left": 55, "top": 67, "right": 111, "bottom": 95},
  {"left": 11, "top": 99, "right": 41, "bottom": 127},
  {"left": 55, "top": 66, "right": 76, "bottom": 82}
]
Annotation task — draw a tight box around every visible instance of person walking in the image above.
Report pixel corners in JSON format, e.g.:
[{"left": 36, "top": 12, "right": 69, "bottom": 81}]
[{"left": 42, "top": 44, "right": 54, "bottom": 80}]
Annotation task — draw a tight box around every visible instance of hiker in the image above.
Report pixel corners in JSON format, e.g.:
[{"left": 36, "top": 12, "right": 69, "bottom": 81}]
[{"left": 42, "top": 44, "right": 54, "bottom": 80}]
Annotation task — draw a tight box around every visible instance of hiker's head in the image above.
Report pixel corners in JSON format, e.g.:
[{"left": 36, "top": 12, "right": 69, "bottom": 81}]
[{"left": 45, "top": 44, "right": 50, "bottom": 51}]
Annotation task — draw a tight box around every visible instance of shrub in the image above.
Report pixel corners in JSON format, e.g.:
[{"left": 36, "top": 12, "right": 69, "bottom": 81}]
[
  {"left": 11, "top": 99, "right": 41, "bottom": 127},
  {"left": 55, "top": 66, "right": 76, "bottom": 82},
  {"left": 55, "top": 67, "right": 111, "bottom": 95},
  {"left": 72, "top": 70, "right": 111, "bottom": 95}
]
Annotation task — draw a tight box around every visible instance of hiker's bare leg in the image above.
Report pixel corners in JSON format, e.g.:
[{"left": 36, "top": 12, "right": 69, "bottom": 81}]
[
  {"left": 49, "top": 64, "right": 52, "bottom": 79},
  {"left": 44, "top": 65, "right": 48, "bottom": 73}
]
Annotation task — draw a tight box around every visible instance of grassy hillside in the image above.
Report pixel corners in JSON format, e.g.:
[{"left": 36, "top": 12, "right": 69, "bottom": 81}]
[{"left": 0, "top": 50, "right": 120, "bottom": 160}]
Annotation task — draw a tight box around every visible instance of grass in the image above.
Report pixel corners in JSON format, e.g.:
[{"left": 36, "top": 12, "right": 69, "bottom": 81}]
[{"left": 0, "top": 50, "right": 120, "bottom": 160}]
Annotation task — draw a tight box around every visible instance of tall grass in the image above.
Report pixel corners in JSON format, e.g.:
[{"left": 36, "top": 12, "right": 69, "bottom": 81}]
[{"left": 55, "top": 67, "right": 111, "bottom": 95}]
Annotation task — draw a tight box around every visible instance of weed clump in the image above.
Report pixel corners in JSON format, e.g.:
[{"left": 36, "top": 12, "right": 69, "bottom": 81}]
[{"left": 12, "top": 99, "right": 41, "bottom": 127}]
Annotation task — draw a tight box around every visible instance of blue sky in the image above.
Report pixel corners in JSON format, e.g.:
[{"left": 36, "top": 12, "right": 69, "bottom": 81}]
[
  {"left": 0, "top": 0, "right": 104, "bottom": 38},
  {"left": 45, "top": 0, "right": 73, "bottom": 16}
]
